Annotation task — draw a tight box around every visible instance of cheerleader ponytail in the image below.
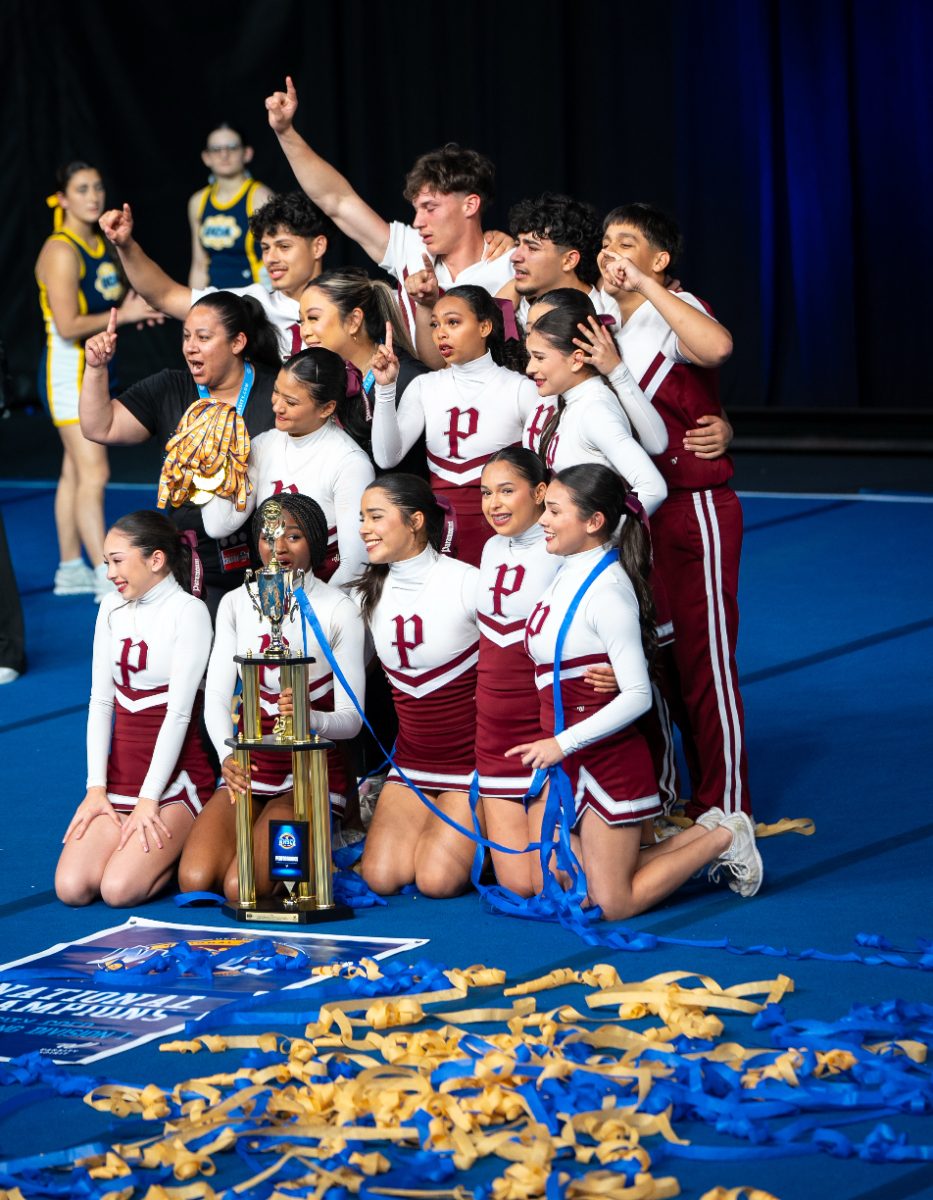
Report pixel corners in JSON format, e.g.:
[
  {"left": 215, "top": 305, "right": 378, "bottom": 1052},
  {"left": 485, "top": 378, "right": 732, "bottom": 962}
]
[
  {"left": 354, "top": 474, "right": 447, "bottom": 624},
  {"left": 553, "top": 464, "right": 658, "bottom": 666}
]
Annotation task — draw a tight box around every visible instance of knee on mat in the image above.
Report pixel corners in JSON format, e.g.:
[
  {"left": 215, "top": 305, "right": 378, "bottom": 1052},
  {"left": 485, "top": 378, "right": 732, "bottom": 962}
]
[
  {"left": 99, "top": 873, "right": 151, "bottom": 909},
  {"left": 586, "top": 878, "right": 637, "bottom": 924},
  {"left": 178, "top": 856, "right": 222, "bottom": 896},
  {"left": 360, "top": 853, "right": 409, "bottom": 896},
  {"left": 54, "top": 871, "right": 98, "bottom": 908},
  {"left": 414, "top": 861, "right": 468, "bottom": 899}
]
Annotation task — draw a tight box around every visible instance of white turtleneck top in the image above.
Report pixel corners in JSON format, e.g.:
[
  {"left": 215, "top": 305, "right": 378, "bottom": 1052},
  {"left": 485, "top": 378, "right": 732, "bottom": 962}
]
[
  {"left": 523, "top": 544, "right": 652, "bottom": 756},
  {"left": 201, "top": 421, "right": 375, "bottom": 589},
  {"left": 476, "top": 521, "right": 558, "bottom": 646},
  {"left": 365, "top": 546, "right": 479, "bottom": 698},
  {"left": 87, "top": 575, "right": 213, "bottom": 801},
  {"left": 372, "top": 352, "right": 539, "bottom": 486},
  {"left": 204, "top": 571, "right": 366, "bottom": 767},
  {"left": 522, "top": 375, "right": 667, "bottom": 516}
]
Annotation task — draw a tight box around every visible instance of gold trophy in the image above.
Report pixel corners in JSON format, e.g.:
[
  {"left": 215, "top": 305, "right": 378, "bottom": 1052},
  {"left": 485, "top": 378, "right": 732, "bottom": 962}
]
[{"left": 223, "top": 499, "right": 350, "bottom": 924}]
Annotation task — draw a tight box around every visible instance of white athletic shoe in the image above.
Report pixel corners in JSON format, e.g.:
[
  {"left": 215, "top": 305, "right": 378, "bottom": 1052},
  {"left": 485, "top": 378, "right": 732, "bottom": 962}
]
[
  {"left": 695, "top": 806, "right": 727, "bottom": 832},
  {"left": 709, "top": 811, "right": 763, "bottom": 897},
  {"left": 94, "top": 563, "right": 116, "bottom": 604},
  {"left": 53, "top": 560, "right": 96, "bottom": 595},
  {"left": 0, "top": 667, "right": 20, "bottom": 685}
]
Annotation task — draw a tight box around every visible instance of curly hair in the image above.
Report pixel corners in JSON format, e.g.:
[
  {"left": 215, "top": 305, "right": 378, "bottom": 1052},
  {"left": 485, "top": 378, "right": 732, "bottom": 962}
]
[
  {"left": 249, "top": 192, "right": 335, "bottom": 242},
  {"left": 403, "top": 144, "right": 495, "bottom": 214},
  {"left": 508, "top": 193, "right": 602, "bottom": 286}
]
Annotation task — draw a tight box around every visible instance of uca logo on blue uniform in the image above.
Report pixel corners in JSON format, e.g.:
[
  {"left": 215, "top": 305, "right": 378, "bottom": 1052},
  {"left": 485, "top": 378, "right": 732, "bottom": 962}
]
[
  {"left": 269, "top": 820, "right": 310, "bottom": 882},
  {"left": 201, "top": 214, "right": 242, "bottom": 250},
  {"left": 94, "top": 261, "right": 123, "bottom": 303}
]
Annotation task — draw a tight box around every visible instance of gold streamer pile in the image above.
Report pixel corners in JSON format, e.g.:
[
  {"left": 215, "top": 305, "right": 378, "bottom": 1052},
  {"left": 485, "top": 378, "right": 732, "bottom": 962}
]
[
  {"left": 157, "top": 399, "right": 251, "bottom": 511},
  {"left": 56, "top": 960, "right": 879, "bottom": 1199}
]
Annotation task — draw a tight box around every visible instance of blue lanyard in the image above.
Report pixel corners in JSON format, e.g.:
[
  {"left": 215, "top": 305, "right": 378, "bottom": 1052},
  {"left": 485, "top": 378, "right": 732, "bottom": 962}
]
[
  {"left": 196, "top": 360, "right": 254, "bottom": 416},
  {"left": 362, "top": 369, "right": 375, "bottom": 393}
]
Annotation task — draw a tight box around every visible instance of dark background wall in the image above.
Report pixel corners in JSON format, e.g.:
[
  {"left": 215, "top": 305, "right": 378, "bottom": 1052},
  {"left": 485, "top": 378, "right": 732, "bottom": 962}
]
[{"left": 2, "top": 0, "right": 931, "bottom": 417}]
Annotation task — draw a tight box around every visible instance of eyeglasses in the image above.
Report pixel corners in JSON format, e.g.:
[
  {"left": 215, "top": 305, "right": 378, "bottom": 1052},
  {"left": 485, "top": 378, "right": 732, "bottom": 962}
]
[{"left": 205, "top": 142, "right": 243, "bottom": 154}]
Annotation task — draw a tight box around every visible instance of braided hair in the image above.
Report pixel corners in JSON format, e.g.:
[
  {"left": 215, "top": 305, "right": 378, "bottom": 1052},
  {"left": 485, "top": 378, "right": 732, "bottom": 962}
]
[{"left": 252, "top": 493, "right": 329, "bottom": 572}]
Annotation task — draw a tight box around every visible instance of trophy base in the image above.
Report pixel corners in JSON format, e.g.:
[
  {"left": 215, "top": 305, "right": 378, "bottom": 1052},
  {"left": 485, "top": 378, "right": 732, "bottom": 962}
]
[{"left": 223, "top": 900, "right": 353, "bottom": 925}]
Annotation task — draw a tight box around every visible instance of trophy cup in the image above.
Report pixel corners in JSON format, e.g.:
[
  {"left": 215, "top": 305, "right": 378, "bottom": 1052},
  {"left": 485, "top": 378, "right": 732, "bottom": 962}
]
[{"left": 223, "top": 499, "right": 350, "bottom": 923}]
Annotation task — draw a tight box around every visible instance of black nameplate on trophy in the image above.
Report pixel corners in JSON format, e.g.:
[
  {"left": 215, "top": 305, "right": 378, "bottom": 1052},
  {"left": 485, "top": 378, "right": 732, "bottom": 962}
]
[{"left": 269, "top": 819, "right": 310, "bottom": 883}]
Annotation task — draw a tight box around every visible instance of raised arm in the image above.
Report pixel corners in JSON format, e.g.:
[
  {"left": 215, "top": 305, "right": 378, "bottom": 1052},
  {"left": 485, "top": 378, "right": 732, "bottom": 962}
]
[
  {"left": 370, "top": 326, "right": 427, "bottom": 467},
  {"left": 406, "top": 255, "right": 445, "bottom": 368},
  {"left": 573, "top": 317, "right": 668, "bottom": 455},
  {"left": 187, "top": 190, "right": 211, "bottom": 289},
  {"left": 266, "top": 77, "right": 390, "bottom": 265},
  {"left": 79, "top": 310, "right": 154, "bottom": 445},
  {"left": 604, "top": 258, "right": 733, "bottom": 367},
  {"left": 100, "top": 203, "right": 193, "bottom": 320}
]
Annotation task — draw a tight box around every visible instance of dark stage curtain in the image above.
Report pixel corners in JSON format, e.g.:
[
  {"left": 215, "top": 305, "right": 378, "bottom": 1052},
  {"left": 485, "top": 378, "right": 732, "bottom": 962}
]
[{"left": 1, "top": 0, "right": 930, "bottom": 416}]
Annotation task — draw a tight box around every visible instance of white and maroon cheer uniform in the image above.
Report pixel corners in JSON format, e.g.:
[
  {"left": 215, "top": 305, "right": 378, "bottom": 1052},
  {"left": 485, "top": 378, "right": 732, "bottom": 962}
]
[
  {"left": 201, "top": 421, "right": 375, "bottom": 588},
  {"left": 372, "top": 352, "right": 540, "bottom": 566},
  {"left": 522, "top": 375, "right": 668, "bottom": 517},
  {"left": 379, "top": 222, "right": 515, "bottom": 336},
  {"left": 204, "top": 573, "right": 366, "bottom": 811},
  {"left": 524, "top": 545, "right": 660, "bottom": 827},
  {"left": 86, "top": 577, "right": 214, "bottom": 816},
  {"left": 475, "top": 524, "right": 559, "bottom": 799},
  {"left": 617, "top": 293, "right": 749, "bottom": 819},
  {"left": 366, "top": 547, "right": 479, "bottom": 793}
]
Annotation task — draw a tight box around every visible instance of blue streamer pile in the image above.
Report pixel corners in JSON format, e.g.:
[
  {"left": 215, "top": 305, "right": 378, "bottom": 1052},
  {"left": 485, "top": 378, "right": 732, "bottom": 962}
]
[{"left": 0, "top": 959, "right": 931, "bottom": 1197}]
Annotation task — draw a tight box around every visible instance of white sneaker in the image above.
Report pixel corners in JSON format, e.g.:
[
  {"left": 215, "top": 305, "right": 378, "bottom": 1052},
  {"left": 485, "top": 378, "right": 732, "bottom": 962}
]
[
  {"left": 0, "top": 667, "right": 20, "bottom": 685},
  {"left": 94, "top": 563, "right": 116, "bottom": 604},
  {"left": 709, "top": 811, "right": 763, "bottom": 897},
  {"left": 695, "top": 806, "right": 726, "bottom": 832},
  {"left": 53, "top": 560, "right": 95, "bottom": 595}
]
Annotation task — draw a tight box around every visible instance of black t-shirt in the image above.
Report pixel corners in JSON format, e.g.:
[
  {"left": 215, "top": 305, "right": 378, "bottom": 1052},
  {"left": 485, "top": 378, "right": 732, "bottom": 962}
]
[{"left": 118, "top": 363, "right": 278, "bottom": 606}]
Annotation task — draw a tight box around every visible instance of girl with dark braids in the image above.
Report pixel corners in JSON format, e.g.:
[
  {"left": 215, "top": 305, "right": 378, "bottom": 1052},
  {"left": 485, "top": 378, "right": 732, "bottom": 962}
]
[
  {"left": 508, "top": 465, "right": 762, "bottom": 919},
  {"left": 180, "top": 493, "right": 366, "bottom": 903}
]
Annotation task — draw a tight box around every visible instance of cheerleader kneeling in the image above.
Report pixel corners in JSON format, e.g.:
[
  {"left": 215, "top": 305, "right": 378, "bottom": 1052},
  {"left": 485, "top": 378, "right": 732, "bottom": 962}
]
[
  {"left": 55, "top": 512, "right": 215, "bottom": 907},
  {"left": 355, "top": 475, "right": 481, "bottom": 897},
  {"left": 179, "top": 493, "right": 365, "bottom": 904},
  {"left": 507, "top": 464, "right": 762, "bottom": 920}
]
